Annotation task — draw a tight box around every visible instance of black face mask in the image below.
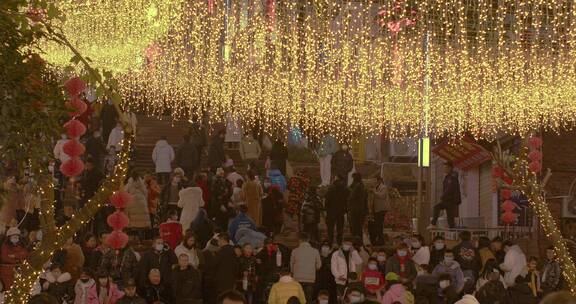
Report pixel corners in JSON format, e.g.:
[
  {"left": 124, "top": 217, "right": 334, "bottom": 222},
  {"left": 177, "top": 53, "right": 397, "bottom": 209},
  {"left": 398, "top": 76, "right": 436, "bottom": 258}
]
[{"left": 80, "top": 278, "right": 90, "bottom": 283}]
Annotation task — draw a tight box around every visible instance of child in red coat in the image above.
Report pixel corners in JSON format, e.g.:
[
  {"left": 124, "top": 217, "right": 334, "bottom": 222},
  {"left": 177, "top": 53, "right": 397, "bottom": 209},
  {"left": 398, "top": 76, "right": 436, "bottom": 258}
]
[
  {"left": 159, "top": 210, "right": 183, "bottom": 250},
  {"left": 361, "top": 257, "right": 386, "bottom": 297}
]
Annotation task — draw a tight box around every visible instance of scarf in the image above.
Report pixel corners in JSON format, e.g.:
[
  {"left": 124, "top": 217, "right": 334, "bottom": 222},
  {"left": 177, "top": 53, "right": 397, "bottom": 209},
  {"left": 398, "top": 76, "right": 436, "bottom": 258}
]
[{"left": 528, "top": 271, "right": 538, "bottom": 297}]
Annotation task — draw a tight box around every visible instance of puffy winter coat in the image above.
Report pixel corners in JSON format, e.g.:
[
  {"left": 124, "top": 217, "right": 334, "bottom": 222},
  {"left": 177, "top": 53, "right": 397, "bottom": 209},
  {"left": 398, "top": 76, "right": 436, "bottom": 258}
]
[
  {"left": 432, "top": 261, "right": 466, "bottom": 292},
  {"left": 135, "top": 246, "right": 178, "bottom": 287},
  {"left": 74, "top": 278, "right": 96, "bottom": 304},
  {"left": 159, "top": 220, "right": 183, "bottom": 250},
  {"left": 0, "top": 242, "right": 28, "bottom": 289},
  {"left": 171, "top": 265, "right": 203, "bottom": 303},
  {"left": 100, "top": 247, "right": 139, "bottom": 284},
  {"left": 176, "top": 141, "right": 199, "bottom": 170},
  {"left": 331, "top": 150, "right": 353, "bottom": 177},
  {"left": 290, "top": 242, "right": 322, "bottom": 283},
  {"left": 178, "top": 186, "right": 205, "bottom": 231},
  {"left": 381, "top": 283, "right": 415, "bottom": 304},
  {"left": 330, "top": 249, "right": 363, "bottom": 285},
  {"left": 500, "top": 245, "right": 527, "bottom": 287},
  {"left": 124, "top": 178, "right": 151, "bottom": 228},
  {"left": 174, "top": 244, "right": 204, "bottom": 269},
  {"left": 107, "top": 126, "right": 124, "bottom": 151},
  {"left": 228, "top": 213, "right": 256, "bottom": 242},
  {"left": 541, "top": 259, "right": 561, "bottom": 292},
  {"left": 87, "top": 282, "right": 124, "bottom": 304},
  {"left": 152, "top": 139, "right": 175, "bottom": 173},
  {"left": 268, "top": 169, "right": 287, "bottom": 193},
  {"left": 325, "top": 179, "right": 349, "bottom": 218},
  {"left": 268, "top": 276, "right": 306, "bottom": 304}
]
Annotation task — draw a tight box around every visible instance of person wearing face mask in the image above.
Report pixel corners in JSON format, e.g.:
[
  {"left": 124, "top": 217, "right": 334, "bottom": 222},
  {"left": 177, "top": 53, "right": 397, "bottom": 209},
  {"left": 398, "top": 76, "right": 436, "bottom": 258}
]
[
  {"left": 346, "top": 286, "right": 377, "bottom": 304},
  {"left": 174, "top": 232, "right": 204, "bottom": 269},
  {"left": 500, "top": 240, "right": 527, "bottom": 288},
  {"left": 135, "top": 237, "right": 177, "bottom": 288},
  {"left": 374, "top": 249, "right": 387, "bottom": 275},
  {"left": 89, "top": 270, "right": 124, "bottom": 304},
  {"left": 139, "top": 268, "right": 172, "bottom": 304},
  {"left": 237, "top": 243, "right": 258, "bottom": 303},
  {"left": 313, "top": 290, "right": 331, "bottom": 304},
  {"left": 360, "top": 257, "right": 385, "bottom": 297},
  {"left": 452, "top": 231, "right": 481, "bottom": 282},
  {"left": 385, "top": 243, "right": 417, "bottom": 284},
  {"left": 432, "top": 250, "right": 465, "bottom": 293},
  {"left": 331, "top": 144, "right": 354, "bottom": 185},
  {"left": 331, "top": 238, "right": 363, "bottom": 298},
  {"left": 0, "top": 227, "right": 28, "bottom": 289},
  {"left": 429, "top": 236, "right": 446, "bottom": 271},
  {"left": 316, "top": 242, "right": 338, "bottom": 304},
  {"left": 436, "top": 273, "right": 459, "bottom": 304},
  {"left": 116, "top": 278, "right": 146, "bottom": 304},
  {"left": 40, "top": 264, "right": 74, "bottom": 303},
  {"left": 172, "top": 254, "right": 203, "bottom": 304},
  {"left": 74, "top": 268, "right": 96, "bottom": 304},
  {"left": 379, "top": 272, "right": 415, "bottom": 304},
  {"left": 410, "top": 234, "right": 430, "bottom": 269}
]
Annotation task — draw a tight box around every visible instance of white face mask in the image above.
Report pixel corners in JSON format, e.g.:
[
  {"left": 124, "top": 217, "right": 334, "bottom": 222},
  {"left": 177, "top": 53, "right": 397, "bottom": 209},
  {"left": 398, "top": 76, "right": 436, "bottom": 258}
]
[
  {"left": 434, "top": 243, "right": 445, "bottom": 250},
  {"left": 48, "top": 164, "right": 54, "bottom": 173},
  {"left": 321, "top": 246, "right": 331, "bottom": 257},
  {"left": 10, "top": 236, "right": 19, "bottom": 244},
  {"left": 397, "top": 250, "right": 407, "bottom": 257},
  {"left": 61, "top": 134, "right": 67, "bottom": 140},
  {"left": 412, "top": 241, "right": 421, "bottom": 249},
  {"left": 154, "top": 243, "right": 164, "bottom": 252},
  {"left": 342, "top": 244, "right": 352, "bottom": 251},
  {"left": 444, "top": 256, "right": 454, "bottom": 263},
  {"left": 319, "top": 300, "right": 329, "bottom": 304},
  {"left": 349, "top": 295, "right": 364, "bottom": 303},
  {"left": 377, "top": 255, "right": 386, "bottom": 262},
  {"left": 439, "top": 280, "right": 451, "bottom": 289},
  {"left": 368, "top": 263, "right": 378, "bottom": 270}
]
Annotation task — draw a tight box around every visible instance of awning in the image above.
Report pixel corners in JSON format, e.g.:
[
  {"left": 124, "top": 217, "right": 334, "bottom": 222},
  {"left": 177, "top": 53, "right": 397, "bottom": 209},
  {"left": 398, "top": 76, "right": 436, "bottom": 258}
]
[{"left": 432, "top": 137, "right": 492, "bottom": 170}]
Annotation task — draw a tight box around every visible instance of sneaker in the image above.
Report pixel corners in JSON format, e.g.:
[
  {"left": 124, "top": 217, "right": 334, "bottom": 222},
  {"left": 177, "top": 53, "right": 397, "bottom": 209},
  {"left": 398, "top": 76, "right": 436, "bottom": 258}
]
[{"left": 426, "top": 224, "right": 437, "bottom": 230}]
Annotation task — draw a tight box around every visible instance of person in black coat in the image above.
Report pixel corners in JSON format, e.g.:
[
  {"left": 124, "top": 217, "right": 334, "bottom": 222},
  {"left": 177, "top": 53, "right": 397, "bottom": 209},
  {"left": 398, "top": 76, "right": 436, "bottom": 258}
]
[
  {"left": 330, "top": 144, "right": 353, "bottom": 185},
  {"left": 80, "top": 159, "right": 104, "bottom": 208},
  {"left": 172, "top": 253, "right": 203, "bottom": 304},
  {"left": 429, "top": 235, "right": 447, "bottom": 270},
  {"left": 211, "top": 169, "right": 234, "bottom": 230},
  {"left": 347, "top": 173, "right": 368, "bottom": 239},
  {"left": 117, "top": 278, "right": 147, "bottom": 304},
  {"left": 100, "top": 100, "right": 118, "bottom": 143},
  {"left": 139, "top": 268, "right": 173, "bottom": 304},
  {"left": 176, "top": 135, "right": 200, "bottom": 179},
  {"left": 325, "top": 176, "right": 349, "bottom": 246},
  {"left": 270, "top": 139, "right": 288, "bottom": 176},
  {"left": 84, "top": 130, "right": 107, "bottom": 170},
  {"left": 208, "top": 130, "right": 226, "bottom": 172},
  {"left": 430, "top": 162, "right": 461, "bottom": 228},
  {"left": 135, "top": 237, "right": 178, "bottom": 288},
  {"left": 213, "top": 233, "right": 241, "bottom": 295}
]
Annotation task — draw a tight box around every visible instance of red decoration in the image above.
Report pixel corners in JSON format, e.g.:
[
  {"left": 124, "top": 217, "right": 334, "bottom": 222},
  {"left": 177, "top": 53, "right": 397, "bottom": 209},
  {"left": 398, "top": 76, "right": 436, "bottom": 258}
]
[
  {"left": 67, "top": 97, "right": 88, "bottom": 117},
  {"left": 60, "top": 157, "right": 85, "bottom": 177},
  {"left": 105, "top": 230, "right": 129, "bottom": 249},
  {"left": 64, "top": 77, "right": 87, "bottom": 97},
  {"left": 528, "top": 136, "right": 543, "bottom": 149},
  {"left": 500, "top": 188, "right": 512, "bottom": 200},
  {"left": 107, "top": 211, "right": 130, "bottom": 230},
  {"left": 491, "top": 166, "right": 503, "bottom": 178},
  {"left": 26, "top": 7, "right": 45, "bottom": 23},
  {"left": 528, "top": 150, "right": 542, "bottom": 162},
  {"left": 63, "top": 119, "right": 86, "bottom": 138},
  {"left": 502, "top": 200, "right": 516, "bottom": 212},
  {"left": 501, "top": 212, "right": 518, "bottom": 224},
  {"left": 529, "top": 160, "right": 542, "bottom": 173},
  {"left": 109, "top": 191, "right": 133, "bottom": 209},
  {"left": 62, "top": 139, "right": 85, "bottom": 157}
]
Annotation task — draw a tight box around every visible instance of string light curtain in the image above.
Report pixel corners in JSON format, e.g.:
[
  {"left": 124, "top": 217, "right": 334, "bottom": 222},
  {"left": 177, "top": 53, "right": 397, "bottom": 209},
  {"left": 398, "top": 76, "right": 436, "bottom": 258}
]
[{"left": 47, "top": 0, "right": 576, "bottom": 140}]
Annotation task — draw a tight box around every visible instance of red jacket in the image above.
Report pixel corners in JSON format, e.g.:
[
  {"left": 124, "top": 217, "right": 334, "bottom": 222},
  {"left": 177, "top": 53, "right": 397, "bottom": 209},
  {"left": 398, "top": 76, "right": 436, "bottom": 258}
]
[
  {"left": 159, "top": 220, "right": 183, "bottom": 250},
  {"left": 361, "top": 268, "right": 385, "bottom": 294}
]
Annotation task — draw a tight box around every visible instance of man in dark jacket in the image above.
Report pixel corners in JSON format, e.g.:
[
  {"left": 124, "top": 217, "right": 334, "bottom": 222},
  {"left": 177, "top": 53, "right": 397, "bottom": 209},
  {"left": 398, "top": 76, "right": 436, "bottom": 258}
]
[
  {"left": 213, "top": 233, "right": 241, "bottom": 295},
  {"left": 325, "top": 175, "right": 349, "bottom": 245},
  {"left": 429, "top": 161, "right": 461, "bottom": 228},
  {"left": 172, "top": 253, "right": 203, "bottom": 304},
  {"left": 452, "top": 230, "right": 481, "bottom": 281},
  {"left": 208, "top": 130, "right": 226, "bottom": 172},
  {"left": 270, "top": 139, "right": 288, "bottom": 176},
  {"left": 81, "top": 159, "right": 104, "bottom": 208},
  {"left": 117, "top": 278, "right": 146, "bottom": 304},
  {"left": 84, "top": 130, "right": 107, "bottom": 170},
  {"left": 347, "top": 173, "right": 368, "bottom": 239},
  {"left": 211, "top": 168, "right": 234, "bottom": 230},
  {"left": 135, "top": 237, "right": 177, "bottom": 288},
  {"left": 176, "top": 135, "right": 199, "bottom": 179},
  {"left": 100, "top": 100, "right": 118, "bottom": 143},
  {"left": 331, "top": 144, "right": 353, "bottom": 185}
]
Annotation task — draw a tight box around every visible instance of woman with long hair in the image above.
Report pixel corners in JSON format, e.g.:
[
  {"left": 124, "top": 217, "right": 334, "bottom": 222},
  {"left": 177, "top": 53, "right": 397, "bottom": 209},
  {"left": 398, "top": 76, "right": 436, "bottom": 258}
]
[
  {"left": 89, "top": 270, "right": 124, "bottom": 304},
  {"left": 174, "top": 232, "right": 204, "bottom": 270}
]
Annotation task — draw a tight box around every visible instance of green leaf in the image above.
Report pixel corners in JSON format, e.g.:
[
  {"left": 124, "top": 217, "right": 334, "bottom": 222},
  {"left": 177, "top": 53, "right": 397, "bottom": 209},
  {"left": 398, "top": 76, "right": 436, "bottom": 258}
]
[
  {"left": 111, "top": 92, "right": 122, "bottom": 104},
  {"left": 70, "top": 54, "right": 81, "bottom": 65},
  {"left": 46, "top": 3, "right": 60, "bottom": 19},
  {"left": 95, "top": 86, "right": 105, "bottom": 98}
]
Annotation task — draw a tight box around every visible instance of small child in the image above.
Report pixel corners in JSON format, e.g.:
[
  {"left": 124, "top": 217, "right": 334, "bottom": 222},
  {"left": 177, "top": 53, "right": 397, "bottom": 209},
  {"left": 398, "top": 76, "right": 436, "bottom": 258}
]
[
  {"left": 541, "top": 246, "right": 561, "bottom": 295},
  {"left": 361, "top": 257, "right": 386, "bottom": 298},
  {"left": 159, "top": 209, "right": 183, "bottom": 250},
  {"left": 524, "top": 256, "right": 542, "bottom": 298}
]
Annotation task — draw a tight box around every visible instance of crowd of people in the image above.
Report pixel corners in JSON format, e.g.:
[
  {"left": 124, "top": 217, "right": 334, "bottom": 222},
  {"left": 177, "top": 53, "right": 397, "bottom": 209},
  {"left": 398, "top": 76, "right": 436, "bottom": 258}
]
[{"left": 0, "top": 104, "right": 573, "bottom": 304}]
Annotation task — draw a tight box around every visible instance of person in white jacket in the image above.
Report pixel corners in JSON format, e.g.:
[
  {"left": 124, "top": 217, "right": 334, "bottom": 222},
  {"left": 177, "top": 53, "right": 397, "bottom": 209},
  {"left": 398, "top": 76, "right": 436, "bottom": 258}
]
[
  {"left": 152, "top": 136, "right": 175, "bottom": 186},
  {"left": 107, "top": 122, "right": 124, "bottom": 151},
  {"left": 411, "top": 234, "right": 430, "bottom": 267},
  {"left": 500, "top": 241, "right": 527, "bottom": 287},
  {"left": 177, "top": 182, "right": 205, "bottom": 231},
  {"left": 53, "top": 134, "right": 70, "bottom": 163},
  {"left": 331, "top": 238, "right": 363, "bottom": 297}
]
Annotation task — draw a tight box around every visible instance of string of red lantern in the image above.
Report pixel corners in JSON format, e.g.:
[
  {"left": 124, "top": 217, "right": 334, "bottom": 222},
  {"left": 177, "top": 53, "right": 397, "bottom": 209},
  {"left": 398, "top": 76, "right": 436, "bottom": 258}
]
[
  {"left": 60, "top": 76, "right": 88, "bottom": 178},
  {"left": 105, "top": 190, "right": 133, "bottom": 249}
]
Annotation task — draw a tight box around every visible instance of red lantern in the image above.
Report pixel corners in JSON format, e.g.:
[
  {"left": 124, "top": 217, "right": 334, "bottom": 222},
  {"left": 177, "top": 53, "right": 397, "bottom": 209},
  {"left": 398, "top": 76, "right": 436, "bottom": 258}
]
[
  {"left": 501, "top": 212, "right": 518, "bottom": 224},
  {"left": 528, "top": 150, "right": 542, "bottom": 162},
  {"left": 107, "top": 211, "right": 130, "bottom": 230},
  {"left": 491, "top": 166, "right": 503, "bottom": 178},
  {"left": 501, "top": 200, "right": 516, "bottom": 212},
  {"left": 64, "top": 77, "right": 87, "bottom": 97},
  {"left": 67, "top": 97, "right": 88, "bottom": 117},
  {"left": 529, "top": 161, "right": 542, "bottom": 173},
  {"left": 109, "top": 191, "right": 133, "bottom": 209},
  {"left": 62, "top": 139, "right": 85, "bottom": 157},
  {"left": 60, "top": 157, "right": 84, "bottom": 177},
  {"left": 63, "top": 119, "right": 86, "bottom": 138},
  {"left": 500, "top": 188, "right": 512, "bottom": 200},
  {"left": 528, "top": 137, "right": 543, "bottom": 150},
  {"left": 26, "top": 7, "right": 45, "bottom": 23},
  {"left": 105, "top": 230, "right": 129, "bottom": 249}
]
